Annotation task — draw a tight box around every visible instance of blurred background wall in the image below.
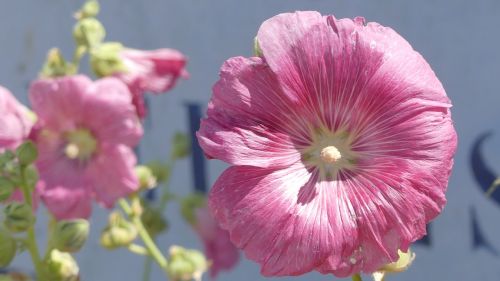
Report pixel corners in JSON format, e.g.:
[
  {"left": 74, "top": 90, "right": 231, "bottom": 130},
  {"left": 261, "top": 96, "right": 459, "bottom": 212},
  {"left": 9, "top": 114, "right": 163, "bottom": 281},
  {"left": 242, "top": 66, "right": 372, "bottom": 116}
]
[{"left": 1, "top": 0, "right": 500, "bottom": 280}]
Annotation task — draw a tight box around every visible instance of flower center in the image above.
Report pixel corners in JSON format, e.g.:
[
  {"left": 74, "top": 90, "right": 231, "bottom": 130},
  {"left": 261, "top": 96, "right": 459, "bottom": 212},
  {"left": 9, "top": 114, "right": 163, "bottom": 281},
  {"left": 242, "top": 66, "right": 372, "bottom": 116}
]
[
  {"left": 320, "top": 146, "right": 342, "bottom": 163},
  {"left": 301, "top": 128, "right": 357, "bottom": 180},
  {"left": 64, "top": 129, "right": 97, "bottom": 160}
]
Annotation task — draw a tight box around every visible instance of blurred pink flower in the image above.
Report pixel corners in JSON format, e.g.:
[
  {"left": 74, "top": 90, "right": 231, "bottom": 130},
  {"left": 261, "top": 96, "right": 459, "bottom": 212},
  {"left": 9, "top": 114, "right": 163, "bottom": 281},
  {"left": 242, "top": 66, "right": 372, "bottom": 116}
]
[
  {"left": 29, "top": 75, "right": 143, "bottom": 219},
  {"left": 0, "top": 86, "right": 33, "bottom": 151},
  {"left": 193, "top": 206, "right": 239, "bottom": 279},
  {"left": 0, "top": 86, "right": 36, "bottom": 206},
  {"left": 197, "top": 12, "right": 457, "bottom": 277},
  {"left": 116, "top": 48, "right": 188, "bottom": 118}
]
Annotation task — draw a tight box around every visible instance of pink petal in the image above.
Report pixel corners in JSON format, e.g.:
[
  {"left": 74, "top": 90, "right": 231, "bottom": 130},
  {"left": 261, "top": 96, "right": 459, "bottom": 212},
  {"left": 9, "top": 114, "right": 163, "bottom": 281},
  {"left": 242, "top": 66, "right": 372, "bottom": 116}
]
[
  {"left": 86, "top": 144, "right": 139, "bottom": 208},
  {"left": 209, "top": 164, "right": 358, "bottom": 276},
  {"left": 119, "top": 48, "right": 188, "bottom": 94},
  {"left": 194, "top": 208, "right": 240, "bottom": 278},
  {"left": 82, "top": 77, "right": 143, "bottom": 147},
  {"left": 0, "top": 86, "right": 34, "bottom": 150},
  {"left": 41, "top": 186, "right": 92, "bottom": 220},
  {"left": 29, "top": 75, "right": 91, "bottom": 133},
  {"left": 197, "top": 57, "right": 303, "bottom": 168}
]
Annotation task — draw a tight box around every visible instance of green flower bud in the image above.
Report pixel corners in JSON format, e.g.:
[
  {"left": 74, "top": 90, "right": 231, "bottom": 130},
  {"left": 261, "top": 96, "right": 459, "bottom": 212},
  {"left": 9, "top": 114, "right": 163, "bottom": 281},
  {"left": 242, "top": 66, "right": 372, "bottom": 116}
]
[
  {"left": 3, "top": 202, "right": 35, "bottom": 233},
  {"left": 0, "top": 178, "right": 15, "bottom": 202},
  {"left": 141, "top": 205, "right": 168, "bottom": 237},
  {"left": 380, "top": 249, "right": 415, "bottom": 273},
  {"left": 73, "top": 18, "right": 105, "bottom": 48},
  {"left": 40, "top": 48, "right": 76, "bottom": 78},
  {"left": 166, "top": 246, "right": 208, "bottom": 281},
  {"left": 90, "top": 42, "right": 127, "bottom": 77},
  {"left": 146, "top": 161, "right": 170, "bottom": 183},
  {"left": 172, "top": 133, "right": 190, "bottom": 159},
  {"left": 180, "top": 194, "right": 206, "bottom": 224},
  {"left": 0, "top": 150, "right": 15, "bottom": 168},
  {"left": 15, "top": 141, "right": 38, "bottom": 166},
  {"left": 135, "top": 165, "right": 157, "bottom": 190},
  {"left": 53, "top": 219, "right": 90, "bottom": 253},
  {"left": 0, "top": 229, "right": 17, "bottom": 267},
  {"left": 100, "top": 212, "right": 137, "bottom": 249},
  {"left": 75, "top": 0, "right": 100, "bottom": 19},
  {"left": 45, "top": 249, "right": 79, "bottom": 281},
  {"left": 373, "top": 249, "right": 416, "bottom": 281},
  {"left": 253, "top": 37, "right": 263, "bottom": 57}
]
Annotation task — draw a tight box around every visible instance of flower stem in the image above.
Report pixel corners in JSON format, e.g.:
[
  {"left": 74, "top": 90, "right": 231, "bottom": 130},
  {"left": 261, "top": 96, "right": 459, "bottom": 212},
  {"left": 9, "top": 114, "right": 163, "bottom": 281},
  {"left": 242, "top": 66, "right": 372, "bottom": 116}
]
[
  {"left": 118, "top": 198, "right": 168, "bottom": 270},
  {"left": 20, "top": 166, "right": 46, "bottom": 281},
  {"left": 352, "top": 274, "right": 363, "bottom": 281},
  {"left": 142, "top": 157, "right": 175, "bottom": 281},
  {"left": 128, "top": 244, "right": 150, "bottom": 256}
]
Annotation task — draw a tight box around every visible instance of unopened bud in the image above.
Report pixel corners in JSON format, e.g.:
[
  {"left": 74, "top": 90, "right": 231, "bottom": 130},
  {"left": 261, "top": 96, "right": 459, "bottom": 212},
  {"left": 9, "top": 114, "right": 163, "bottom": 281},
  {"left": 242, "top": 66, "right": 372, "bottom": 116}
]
[
  {"left": 135, "top": 165, "right": 157, "bottom": 190},
  {"left": 373, "top": 249, "right": 416, "bottom": 281},
  {"left": 90, "top": 42, "right": 126, "bottom": 77},
  {"left": 40, "top": 49, "right": 76, "bottom": 78},
  {"left": 172, "top": 133, "right": 190, "bottom": 159},
  {"left": 45, "top": 249, "right": 79, "bottom": 281},
  {"left": 73, "top": 18, "right": 105, "bottom": 48},
  {"left": 141, "top": 206, "right": 168, "bottom": 237},
  {"left": 3, "top": 202, "right": 35, "bottom": 232},
  {"left": 0, "top": 229, "right": 17, "bottom": 267},
  {"left": 0, "top": 178, "right": 15, "bottom": 202},
  {"left": 166, "top": 246, "right": 208, "bottom": 281},
  {"left": 16, "top": 141, "right": 38, "bottom": 166},
  {"left": 53, "top": 219, "right": 90, "bottom": 253},
  {"left": 0, "top": 150, "right": 15, "bottom": 168},
  {"left": 380, "top": 249, "right": 415, "bottom": 273},
  {"left": 180, "top": 194, "right": 206, "bottom": 225},
  {"left": 100, "top": 212, "right": 137, "bottom": 249},
  {"left": 146, "top": 161, "right": 170, "bottom": 183},
  {"left": 253, "top": 37, "right": 263, "bottom": 57},
  {"left": 75, "top": 0, "right": 100, "bottom": 19}
]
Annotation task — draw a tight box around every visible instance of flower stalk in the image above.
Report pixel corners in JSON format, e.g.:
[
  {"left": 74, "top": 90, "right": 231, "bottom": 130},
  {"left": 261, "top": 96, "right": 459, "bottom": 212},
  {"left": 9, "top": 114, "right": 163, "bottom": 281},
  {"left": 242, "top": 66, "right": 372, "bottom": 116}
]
[
  {"left": 19, "top": 165, "right": 46, "bottom": 281},
  {"left": 118, "top": 197, "right": 168, "bottom": 271}
]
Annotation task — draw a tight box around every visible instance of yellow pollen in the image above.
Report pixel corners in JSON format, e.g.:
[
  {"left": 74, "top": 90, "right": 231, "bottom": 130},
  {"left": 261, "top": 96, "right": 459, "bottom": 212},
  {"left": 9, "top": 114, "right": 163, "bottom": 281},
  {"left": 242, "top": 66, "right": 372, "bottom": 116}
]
[
  {"left": 320, "top": 146, "right": 342, "bottom": 163},
  {"left": 64, "top": 143, "right": 80, "bottom": 159},
  {"left": 63, "top": 129, "right": 97, "bottom": 160}
]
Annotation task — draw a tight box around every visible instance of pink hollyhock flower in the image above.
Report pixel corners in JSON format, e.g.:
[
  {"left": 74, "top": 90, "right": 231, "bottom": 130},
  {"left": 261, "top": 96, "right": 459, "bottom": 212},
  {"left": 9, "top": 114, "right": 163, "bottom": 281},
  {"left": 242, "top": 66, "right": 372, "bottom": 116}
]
[
  {"left": 197, "top": 11, "right": 457, "bottom": 277},
  {"left": 0, "top": 86, "right": 33, "bottom": 151},
  {"left": 29, "top": 75, "right": 143, "bottom": 219},
  {"left": 0, "top": 86, "right": 36, "bottom": 206},
  {"left": 192, "top": 206, "right": 239, "bottom": 279},
  {"left": 116, "top": 48, "right": 188, "bottom": 118}
]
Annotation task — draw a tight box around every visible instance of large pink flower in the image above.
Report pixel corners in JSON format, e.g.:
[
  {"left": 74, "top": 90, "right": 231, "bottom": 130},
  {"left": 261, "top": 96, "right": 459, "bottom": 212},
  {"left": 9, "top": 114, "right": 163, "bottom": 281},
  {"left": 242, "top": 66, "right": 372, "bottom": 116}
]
[
  {"left": 192, "top": 206, "right": 239, "bottom": 279},
  {"left": 115, "top": 48, "right": 188, "bottom": 118},
  {"left": 197, "top": 12, "right": 457, "bottom": 277},
  {"left": 0, "top": 86, "right": 33, "bottom": 151},
  {"left": 29, "top": 75, "right": 143, "bottom": 219}
]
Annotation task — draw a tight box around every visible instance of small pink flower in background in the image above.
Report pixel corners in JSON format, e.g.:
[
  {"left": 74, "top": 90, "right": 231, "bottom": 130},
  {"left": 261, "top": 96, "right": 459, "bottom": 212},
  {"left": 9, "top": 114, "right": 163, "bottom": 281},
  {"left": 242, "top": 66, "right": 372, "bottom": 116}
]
[
  {"left": 192, "top": 206, "right": 239, "bottom": 279},
  {"left": 29, "top": 75, "right": 143, "bottom": 220},
  {"left": 197, "top": 11, "right": 457, "bottom": 277},
  {"left": 0, "top": 86, "right": 33, "bottom": 151},
  {"left": 0, "top": 86, "right": 36, "bottom": 205},
  {"left": 115, "top": 48, "right": 188, "bottom": 118}
]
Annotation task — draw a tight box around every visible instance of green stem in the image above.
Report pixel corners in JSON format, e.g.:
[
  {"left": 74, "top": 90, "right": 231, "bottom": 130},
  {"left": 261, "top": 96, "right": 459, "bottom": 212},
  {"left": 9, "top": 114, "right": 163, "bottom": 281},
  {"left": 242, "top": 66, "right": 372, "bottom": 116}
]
[
  {"left": 143, "top": 157, "right": 175, "bottom": 281},
  {"left": 128, "top": 244, "right": 150, "bottom": 256},
  {"left": 20, "top": 166, "right": 46, "bottom": 280},
  {"left": 118, "top": 198, "right": 168, "bottom": 269},
  {"left": 352, "top": 274, "right": 363, "bottom": 281},
  {"left": 142, "top": 258, "right": 153, "bottom": 281}
]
